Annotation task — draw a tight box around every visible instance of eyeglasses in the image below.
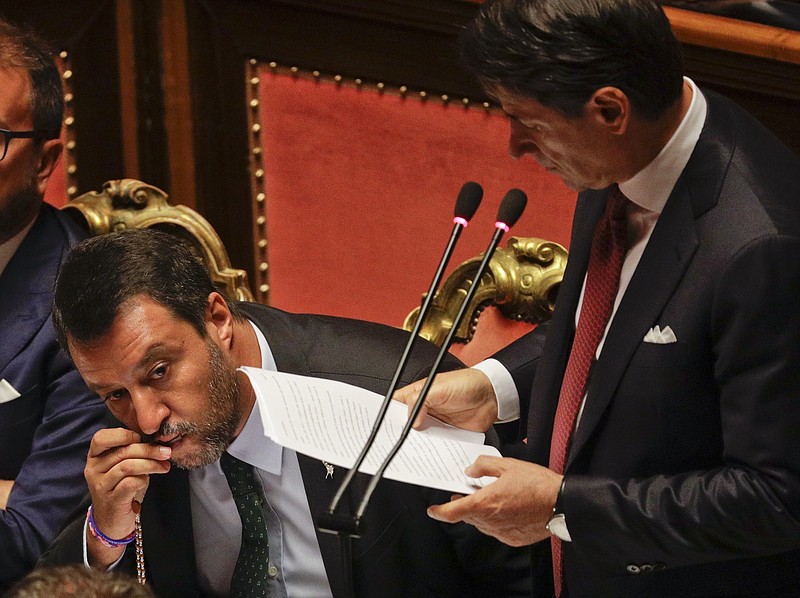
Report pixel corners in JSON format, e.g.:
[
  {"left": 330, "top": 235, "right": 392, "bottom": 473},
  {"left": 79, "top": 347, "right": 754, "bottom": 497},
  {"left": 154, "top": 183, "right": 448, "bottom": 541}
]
[{"left": 0, "top": 128, "right": 60, "bottom": 161}]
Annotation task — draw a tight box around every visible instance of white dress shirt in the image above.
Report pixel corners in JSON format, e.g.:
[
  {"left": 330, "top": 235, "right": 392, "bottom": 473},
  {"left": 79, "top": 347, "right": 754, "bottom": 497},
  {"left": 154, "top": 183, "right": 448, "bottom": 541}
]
[
  {"left": 477, "top": 77, "right": 708, "bottom": 425},
  {"left": 190, "top": 320, "right": 332, "bottom": 597}
]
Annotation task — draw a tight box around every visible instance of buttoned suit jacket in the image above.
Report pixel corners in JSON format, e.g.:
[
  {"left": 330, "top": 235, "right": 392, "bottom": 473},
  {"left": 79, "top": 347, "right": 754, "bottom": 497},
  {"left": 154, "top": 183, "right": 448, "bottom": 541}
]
[
  {"left": 0, "top": 204, "right": 108, "bottom": 589},
  {"left": 494, "top": 90, "right": 800, "bottom": 597},
  {"left": 42, "top": 302, "right": 532, "bottom": 597}
]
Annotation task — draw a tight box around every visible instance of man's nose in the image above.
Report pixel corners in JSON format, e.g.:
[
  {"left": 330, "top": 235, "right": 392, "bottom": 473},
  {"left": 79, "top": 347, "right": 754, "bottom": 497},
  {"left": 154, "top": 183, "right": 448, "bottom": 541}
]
[{"left": 130, "top": 388, "right": 169, "bottom": 436}]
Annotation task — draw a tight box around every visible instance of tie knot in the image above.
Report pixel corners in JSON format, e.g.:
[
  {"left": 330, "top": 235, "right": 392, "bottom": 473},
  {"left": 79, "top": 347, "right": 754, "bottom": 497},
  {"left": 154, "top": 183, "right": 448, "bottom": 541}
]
[{"left": 220, "top": 452, "right": 260, "bottom": 497}]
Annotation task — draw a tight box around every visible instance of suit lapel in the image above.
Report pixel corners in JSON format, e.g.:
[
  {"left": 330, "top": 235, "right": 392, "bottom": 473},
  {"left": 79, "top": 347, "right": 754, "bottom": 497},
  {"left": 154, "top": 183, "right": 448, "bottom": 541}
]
[
  {"left": 142, "top": 469, "right": 204, "bottom": 595},
  {"left": 568, "top": 185, "right": 699, "bottom": 467},
  {"left": 0, "top": 206, "right": 66, "bottom": 373},
  {"left": 527, "top": 190, "right": 606, "bottom": 461},
  {"left": 298, "top": 454, "right": 349, "bottom": 598},
  {"left": 240, "top": 305, "right": 349, "bottom": 597}
]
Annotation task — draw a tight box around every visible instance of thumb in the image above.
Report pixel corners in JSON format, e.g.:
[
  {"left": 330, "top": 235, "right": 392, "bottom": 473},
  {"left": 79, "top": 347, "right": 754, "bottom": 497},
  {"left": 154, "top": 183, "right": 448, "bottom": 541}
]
[
  {"left": 393, "top": 379, "right": 429, "bottom": 428},
  {"left": 393, "top": 379, "right": 425, "bottom": 406},
  {"left": 464, "top": 455, "right": 509, "bottom": 478}
]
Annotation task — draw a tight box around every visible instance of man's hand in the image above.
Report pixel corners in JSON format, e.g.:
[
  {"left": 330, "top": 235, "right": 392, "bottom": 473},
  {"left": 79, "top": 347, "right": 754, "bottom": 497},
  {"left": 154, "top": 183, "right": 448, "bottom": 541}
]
[
  {"left": 0, "top": 479, "right": 13, "bottom": 510},
  {"left": 393, "top": 368, "right": 498, "bottom": 432},
  {"left": 85, "top": 427, "right": 172, "bottom": 567},
  {"left": 427, "top": 456, "right": 563, "bottom": 547}
]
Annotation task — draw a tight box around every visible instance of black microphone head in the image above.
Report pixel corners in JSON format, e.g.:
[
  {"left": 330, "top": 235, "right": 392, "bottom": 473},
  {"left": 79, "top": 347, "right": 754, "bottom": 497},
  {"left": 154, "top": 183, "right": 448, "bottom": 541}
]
[
  {"left": 454, "top": 181, "right": 483, "bottom": 221},
  {"left": 496, "top": 188, "right": 527, "bottom": 228}
]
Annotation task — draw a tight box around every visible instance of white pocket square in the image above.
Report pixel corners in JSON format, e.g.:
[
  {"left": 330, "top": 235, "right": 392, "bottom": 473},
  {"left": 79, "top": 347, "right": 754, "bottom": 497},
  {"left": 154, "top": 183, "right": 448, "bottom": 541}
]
[
  {"left": 643, "top": 325, "right": 677, "bottom": 344},
  {"left": 0, "top": 379, "right": 22, "bottom": 404}
]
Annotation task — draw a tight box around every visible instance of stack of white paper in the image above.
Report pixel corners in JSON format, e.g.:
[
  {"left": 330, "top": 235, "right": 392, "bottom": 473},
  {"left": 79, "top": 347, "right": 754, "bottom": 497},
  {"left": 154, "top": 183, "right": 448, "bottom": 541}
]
[{"left": 239, "top": 367, "right": 499, "bottom": 495}]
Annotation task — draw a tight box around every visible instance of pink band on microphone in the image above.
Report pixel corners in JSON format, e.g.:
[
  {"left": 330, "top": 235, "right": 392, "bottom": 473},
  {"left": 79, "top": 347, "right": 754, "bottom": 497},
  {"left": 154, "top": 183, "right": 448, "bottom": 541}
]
[
  {"left": 453, "top": 216, "right": 468, "bottom": 227},
  {"left": 495, "top": 221, "right": 510, "bottom": 233}
]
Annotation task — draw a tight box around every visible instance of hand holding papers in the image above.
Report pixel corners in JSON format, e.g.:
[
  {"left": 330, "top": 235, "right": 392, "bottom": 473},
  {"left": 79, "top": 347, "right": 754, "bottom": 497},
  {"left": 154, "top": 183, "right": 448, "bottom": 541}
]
[{"left": 240, "top": 367, "right": 499, "bottom": 495}]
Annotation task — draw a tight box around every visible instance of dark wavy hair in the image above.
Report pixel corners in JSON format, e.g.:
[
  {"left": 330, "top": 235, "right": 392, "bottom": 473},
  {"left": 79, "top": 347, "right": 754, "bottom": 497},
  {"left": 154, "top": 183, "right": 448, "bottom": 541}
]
[
  {"left": 53, "top": 228, "right": 242, "bottom": 356},
  {"left": 0, "top": 17, "right": 63, "bottom": 135},
  {"left": 460, "top": 0, "right": 684, "bottom": 120}
]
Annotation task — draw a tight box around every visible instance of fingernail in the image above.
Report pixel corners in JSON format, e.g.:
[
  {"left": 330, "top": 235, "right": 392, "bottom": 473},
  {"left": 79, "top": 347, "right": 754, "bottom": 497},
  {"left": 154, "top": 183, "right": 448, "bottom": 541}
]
[
  {"left": 159, "top": 446, "right": 172, "bottom": 456},
  {"left": 427, "top": 508, "right": 443, "bottom": 521}
]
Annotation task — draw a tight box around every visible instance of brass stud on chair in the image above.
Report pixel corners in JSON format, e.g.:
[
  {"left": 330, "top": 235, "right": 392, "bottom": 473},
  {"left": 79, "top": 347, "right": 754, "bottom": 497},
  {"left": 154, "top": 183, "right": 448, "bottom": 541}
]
[{"left": 240, "top": 59, "right": 501, "bottom": 305}]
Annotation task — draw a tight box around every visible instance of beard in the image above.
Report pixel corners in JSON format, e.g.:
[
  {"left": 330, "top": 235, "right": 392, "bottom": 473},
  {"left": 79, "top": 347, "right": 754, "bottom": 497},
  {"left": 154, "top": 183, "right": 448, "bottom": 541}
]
[{"left": 159, "top": 339, "right": 243, "bottom": 470}]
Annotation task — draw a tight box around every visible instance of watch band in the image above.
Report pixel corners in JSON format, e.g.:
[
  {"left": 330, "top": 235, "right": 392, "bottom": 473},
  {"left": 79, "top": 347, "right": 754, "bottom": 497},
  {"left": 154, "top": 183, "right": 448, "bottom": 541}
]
[{"left": 547, "top": 477, "right": 571, "bottom": 542}]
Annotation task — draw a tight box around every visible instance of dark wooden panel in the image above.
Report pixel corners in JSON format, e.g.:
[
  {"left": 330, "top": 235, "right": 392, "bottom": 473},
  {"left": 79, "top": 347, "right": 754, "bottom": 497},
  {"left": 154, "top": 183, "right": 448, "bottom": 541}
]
[
  {"left": 184, "top": 0, "right": 486, "bottom": 286},
  {"left": 183, "top": 0, "right": 800, "bottom": 281},
  {"left": 682, "top": 44, "right": 800, "bottom": 154},
  {"left": 0, "top": 0, "right": 125, "bottom": 195},
  {"left": 130, "top": 0, "right": 170, "bottom": 192}
]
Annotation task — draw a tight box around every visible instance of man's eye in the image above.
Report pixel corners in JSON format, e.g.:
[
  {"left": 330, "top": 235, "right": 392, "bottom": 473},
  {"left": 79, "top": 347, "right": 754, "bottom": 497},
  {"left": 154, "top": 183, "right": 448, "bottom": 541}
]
[
  {"left": 152, "top": 364, "right": 168, "bottom": 379},
  {"left": 104, "top": 389, "right": 127, "bottom": 402}
]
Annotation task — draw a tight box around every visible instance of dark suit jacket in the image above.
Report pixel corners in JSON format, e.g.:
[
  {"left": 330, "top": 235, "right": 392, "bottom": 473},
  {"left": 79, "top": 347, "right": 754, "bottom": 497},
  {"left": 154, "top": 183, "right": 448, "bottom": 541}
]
[
  {"left": 0, "top": 204, "right": 109, "bottom": 589},
  {"left": 495, "top": 90, "right": 800, "bottom": 597},
  {"left": 42, "top": 302, "right": 532, "bottom": 597}
]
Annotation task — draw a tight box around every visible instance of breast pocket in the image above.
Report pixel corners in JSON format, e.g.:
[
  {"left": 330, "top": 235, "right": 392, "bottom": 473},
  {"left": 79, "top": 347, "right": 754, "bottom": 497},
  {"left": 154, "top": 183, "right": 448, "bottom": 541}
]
[
  {"left": 615, "top": 341, "right": 721, "bottom": 471},
  {"left": 623, "top": 341, "right": 689, "bottom": 394}
]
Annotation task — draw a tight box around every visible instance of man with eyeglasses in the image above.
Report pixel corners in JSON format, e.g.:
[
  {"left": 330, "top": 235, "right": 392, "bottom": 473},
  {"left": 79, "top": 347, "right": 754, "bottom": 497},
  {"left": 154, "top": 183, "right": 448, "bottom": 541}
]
[{"left": 0, "top": 17, "right": 108, "bottom": 590}]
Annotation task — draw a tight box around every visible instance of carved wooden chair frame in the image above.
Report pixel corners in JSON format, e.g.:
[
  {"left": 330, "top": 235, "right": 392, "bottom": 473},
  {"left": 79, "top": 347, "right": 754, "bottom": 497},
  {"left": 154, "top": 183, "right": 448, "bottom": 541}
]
[
  {"left": 404, "top": 236, "right": 568, "bottom": 346},
  {"left": 61, "top": 178, "right": 253, "bottom": 302}
]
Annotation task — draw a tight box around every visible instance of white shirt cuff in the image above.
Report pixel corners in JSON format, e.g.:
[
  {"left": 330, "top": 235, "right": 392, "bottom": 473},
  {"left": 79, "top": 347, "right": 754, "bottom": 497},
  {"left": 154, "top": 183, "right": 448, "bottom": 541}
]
[{"left": 473, "top": 359, "right": 520, "bottom": 423}]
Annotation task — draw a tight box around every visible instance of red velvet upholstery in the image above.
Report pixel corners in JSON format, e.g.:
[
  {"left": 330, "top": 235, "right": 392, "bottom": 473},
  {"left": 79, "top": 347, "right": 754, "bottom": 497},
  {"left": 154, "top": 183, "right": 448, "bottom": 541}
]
[
  {"left": 258, "top": 70, "right": 576, "bottom": 332},
  {"left": 449, "top": 308, "right": 537, "bottom": 366}
]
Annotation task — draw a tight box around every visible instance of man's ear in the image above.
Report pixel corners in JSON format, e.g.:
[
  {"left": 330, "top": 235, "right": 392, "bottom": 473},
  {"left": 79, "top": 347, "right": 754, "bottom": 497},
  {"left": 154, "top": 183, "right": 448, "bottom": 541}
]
[
  {"left": 588, "top": 87, "right": 630, "bottom": 135},
  {"left": 34, "top": 138, "right": 63, "bottom": 196},
  {"left": 205, "top": 292, "right": 234, "bottom": 349}
]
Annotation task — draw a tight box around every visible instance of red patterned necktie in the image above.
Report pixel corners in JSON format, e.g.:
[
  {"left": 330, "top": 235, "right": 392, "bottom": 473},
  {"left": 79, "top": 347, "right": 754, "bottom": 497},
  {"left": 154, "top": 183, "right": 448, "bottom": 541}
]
[{"left": 549, "top": 186, "right": 629, "bottom": 597}]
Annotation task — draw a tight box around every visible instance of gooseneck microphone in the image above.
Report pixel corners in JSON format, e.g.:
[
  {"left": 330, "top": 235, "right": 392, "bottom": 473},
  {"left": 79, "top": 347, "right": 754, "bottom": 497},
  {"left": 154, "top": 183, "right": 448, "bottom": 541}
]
[
  {"left": 318, "top": 182, "right": 483, "bottom": 540},
  {"left": 316, "top": 186, "right": 524, "bottom": 598},
  {"left": 350, "top": 188, "right": 527, "bottom": 524},
  {"left": 316, "top": 182, "right": 483, "bottom": 597}
]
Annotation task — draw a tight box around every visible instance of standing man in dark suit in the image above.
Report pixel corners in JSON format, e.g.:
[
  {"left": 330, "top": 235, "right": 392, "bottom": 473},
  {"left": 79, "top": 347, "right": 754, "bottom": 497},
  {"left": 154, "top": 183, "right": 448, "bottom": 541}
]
[
  {"left": 395, "top": 0, "right": 800, "bottom": 596},
  {"left": 42, "top": 228, "right": 531, "bottom": 598},
  {"left": 0, "top": 17, "right": 108, "bottom": 589}
]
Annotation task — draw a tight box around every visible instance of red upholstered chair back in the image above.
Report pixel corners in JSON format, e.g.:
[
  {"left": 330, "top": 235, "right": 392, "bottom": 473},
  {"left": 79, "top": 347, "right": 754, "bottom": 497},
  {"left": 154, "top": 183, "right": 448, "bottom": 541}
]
[{"left": 254, "top": 67, "right": 577, "bottom": 340}]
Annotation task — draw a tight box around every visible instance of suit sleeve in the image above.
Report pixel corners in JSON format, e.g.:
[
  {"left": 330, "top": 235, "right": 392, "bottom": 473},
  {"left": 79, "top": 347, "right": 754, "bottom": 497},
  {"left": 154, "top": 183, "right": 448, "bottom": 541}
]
[
  {"left": 385, "top": 332, "right": 533, "bottom": 595},
  {"left": 564, "top": 235, "right": 800, "bottom": 573},
  {"left": 37, "top": 505, "right": 138, "bottom": 574},
  {"left": 0, "top": 346, "right": 109, "bottom": 587},
  {"left": 490, "top": 321, "right": 550, "bottom": 442}
]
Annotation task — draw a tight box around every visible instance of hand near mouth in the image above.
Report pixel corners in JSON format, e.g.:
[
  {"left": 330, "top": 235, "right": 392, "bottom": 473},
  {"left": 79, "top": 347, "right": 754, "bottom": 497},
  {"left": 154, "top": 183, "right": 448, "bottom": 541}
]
[{"left": 83, "top": 427, "right": 172, "bottom": 568}]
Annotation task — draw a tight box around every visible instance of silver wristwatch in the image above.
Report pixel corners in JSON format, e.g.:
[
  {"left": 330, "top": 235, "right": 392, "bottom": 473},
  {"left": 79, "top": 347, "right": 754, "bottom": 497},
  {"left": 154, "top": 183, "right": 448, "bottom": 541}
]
[{"left": 546, "top": 478, "right": 571, "bottom": 542}]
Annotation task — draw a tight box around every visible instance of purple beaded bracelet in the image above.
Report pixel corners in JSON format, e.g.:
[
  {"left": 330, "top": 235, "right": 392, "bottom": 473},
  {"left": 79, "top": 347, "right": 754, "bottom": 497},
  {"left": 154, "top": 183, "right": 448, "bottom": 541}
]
[{"left": 86, "top": 505, "right": 136, "bottom": 548}]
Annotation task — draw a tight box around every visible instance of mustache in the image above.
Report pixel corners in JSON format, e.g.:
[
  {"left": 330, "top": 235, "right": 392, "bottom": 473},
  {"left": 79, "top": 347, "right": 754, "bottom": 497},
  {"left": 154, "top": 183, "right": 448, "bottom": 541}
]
[{"left": 139, "top": 420, "right": 200, "bottom": 444}]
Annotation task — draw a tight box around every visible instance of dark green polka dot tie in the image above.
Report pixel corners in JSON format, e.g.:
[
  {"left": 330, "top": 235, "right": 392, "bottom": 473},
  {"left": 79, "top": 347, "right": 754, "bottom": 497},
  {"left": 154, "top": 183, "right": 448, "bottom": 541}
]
[{"left": 220, "top": 452, "right": 270, "bottom": 597}]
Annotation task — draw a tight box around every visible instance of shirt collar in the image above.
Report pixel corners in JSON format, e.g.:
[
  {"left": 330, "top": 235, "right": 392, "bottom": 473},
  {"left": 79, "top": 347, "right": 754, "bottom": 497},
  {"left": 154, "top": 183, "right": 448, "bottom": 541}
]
[
  {"left": 225, "top": 319, "right": 283, "bottom": 474},
  {"left": 619, "top": 77, "right": 707, "bottom": 214}
]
